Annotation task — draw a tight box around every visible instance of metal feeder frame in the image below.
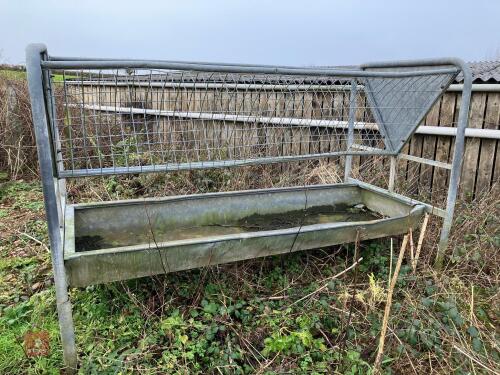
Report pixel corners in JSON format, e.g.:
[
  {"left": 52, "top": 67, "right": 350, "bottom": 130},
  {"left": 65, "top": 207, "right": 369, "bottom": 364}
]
[{"left": 26, "top": 43, "right": 472, "bottom": 370}]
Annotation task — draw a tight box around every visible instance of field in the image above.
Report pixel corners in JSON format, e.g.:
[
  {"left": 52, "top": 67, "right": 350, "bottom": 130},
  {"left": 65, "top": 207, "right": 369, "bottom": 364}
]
[{"left": 0, "top": 68, "right": 499, "bottom": 374}]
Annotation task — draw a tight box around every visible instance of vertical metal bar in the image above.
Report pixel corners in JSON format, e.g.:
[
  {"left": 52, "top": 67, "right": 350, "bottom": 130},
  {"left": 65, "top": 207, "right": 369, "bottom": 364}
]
[
  {"left": 62, "top": 71, "right": 76, "bottom": 172},
  {"left": 388, "top": 156, "right": 397, "bottom": 192},
  {"left": 344, "top": 79, "right": 357, "bottom": 180},
  {"left": 435, "top": 60, "right": 472, "bottom": 269},
  {"left": 115, "top": 71, "right": 129, "bottom": 172},
  {"left": 88, "top": 71, "right": 104, "bottom": 171},
  {"left": 25, "top": 44, "right": 77, "bottom": 371},
  {"left": 43, "top": 62, "right": 67, "bottom": 229},
  {"left": 79, "top": 70, "right": 90, "bottom": 171}
]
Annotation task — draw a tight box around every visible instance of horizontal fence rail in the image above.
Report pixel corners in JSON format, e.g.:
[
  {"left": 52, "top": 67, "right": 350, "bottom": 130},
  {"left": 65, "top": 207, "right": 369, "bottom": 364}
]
[
  {"left": 77, "top": 103, "right": 500, "bottom": 140},
  {"left": 64, "top": 81, "right": 500, "bottom": 93}
]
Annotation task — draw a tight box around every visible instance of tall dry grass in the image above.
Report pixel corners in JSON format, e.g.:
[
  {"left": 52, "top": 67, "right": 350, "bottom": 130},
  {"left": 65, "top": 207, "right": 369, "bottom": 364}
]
[{"left": 0, "top": 73, "right": 38, "bottom": 179}]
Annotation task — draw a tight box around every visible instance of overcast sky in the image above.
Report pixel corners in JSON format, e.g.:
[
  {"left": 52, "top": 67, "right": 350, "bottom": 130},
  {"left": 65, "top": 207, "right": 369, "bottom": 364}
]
[{"left": 1, "top": 0, "right": 499, "bottom": 66}]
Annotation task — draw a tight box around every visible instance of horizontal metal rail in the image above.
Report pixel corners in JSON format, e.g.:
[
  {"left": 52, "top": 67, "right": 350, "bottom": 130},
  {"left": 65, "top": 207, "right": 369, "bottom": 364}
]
[
  {"left": 64, "top": 80, "right": 500, "bottom": 95},
  {"left": 64, "top": 80, "right": 354, "bottom": 91},
  {"left": 58, "top": 150, "right": 394, "bottom": 178},
  {"left": 73, "top": 104, "right": 377, "bottom": 130},
  {"left": 41, "top": 59, "right": 459, "bottom": 78},
  {"left": 351, "top": 144, "right": 452, "bottom": 169},
  {"left": 448, "top": 83, "right": 500, "bottom": 92},
  {"left": 77, "top": 104, "right": 500, "bottom": 140},
  {"left": 48, "top": 55, "right": 326, "bottom": 70},
  {"left": 398, "top": 153, "right": 452, "bottom": 170},
  {"left": 416, "top": 126, "right": 500, "bottom": 140}
]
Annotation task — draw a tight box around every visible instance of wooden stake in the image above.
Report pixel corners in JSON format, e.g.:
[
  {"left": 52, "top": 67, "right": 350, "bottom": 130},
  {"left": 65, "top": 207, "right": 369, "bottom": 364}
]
[
  {"left": 412, "top": 214, "right": 430, "bottom": 272},
  {"left": 388, "top": 238, "right": 393, "bottom": 289},
  {"left": 373, "top": 234, "right": 409, "bottom": 373},
  {"left": 409, "top": 228, "right": 415, "bottom": 267}
]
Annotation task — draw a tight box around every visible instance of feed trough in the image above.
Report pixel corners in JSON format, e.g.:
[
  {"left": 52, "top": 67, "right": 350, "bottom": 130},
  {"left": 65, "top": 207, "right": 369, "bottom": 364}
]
[
  {"left": 65, "top": 184, "right": 425, "bottom": 287},
  {"left": 25, "top": 43, "right": 472, "bottom": 370}
]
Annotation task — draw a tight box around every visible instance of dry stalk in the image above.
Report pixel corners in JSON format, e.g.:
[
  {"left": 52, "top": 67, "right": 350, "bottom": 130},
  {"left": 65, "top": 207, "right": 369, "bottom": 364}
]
[
  {"left": 388, "top": 238, "right": 393, "bottom": 289},
  {"left": 0, "top": 77, "right": 37, "bottom": 178},
  {"left": 373, "top": 234, "right": 409, "bottom": 373},
  {"left": 412, "top": 213, "right": 429, "bottom": 272},
  {"left": 288, "top": 257, "right": 363, "bottom": 308},
  {"left": 452, "top": 344, "right": 499, "bottom": 374},
  {"left": 409, "top": 228, "right": 415, "bottom": 267},
  {"left": 17, "top": 230, "right": 50, "bottom": 252}
]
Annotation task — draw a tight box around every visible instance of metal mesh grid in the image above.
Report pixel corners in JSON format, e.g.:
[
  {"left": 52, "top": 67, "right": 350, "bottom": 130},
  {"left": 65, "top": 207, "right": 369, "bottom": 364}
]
[{"left": 46, "top": 68, "right": 456, "bottom": 177}]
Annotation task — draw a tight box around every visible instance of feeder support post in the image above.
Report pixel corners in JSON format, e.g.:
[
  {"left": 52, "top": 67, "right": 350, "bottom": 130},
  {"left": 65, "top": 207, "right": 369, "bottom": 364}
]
[
  {"left": 25, "top": 43, "right": 77, "bottom": 372},
  {"left": 388, "top": 156, "right": 397, "bottom": 192},
  {"left": 344, "top": 79, "right": 357, "bottom": 181},
  {"left": 435, "top": 59, "right": 472, "bottom": 269}
]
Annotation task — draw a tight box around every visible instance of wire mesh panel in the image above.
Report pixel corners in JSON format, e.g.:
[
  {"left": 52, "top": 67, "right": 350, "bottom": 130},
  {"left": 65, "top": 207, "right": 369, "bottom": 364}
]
[{"left": 44, "top": 65, "right": 458, "bottom": 177}]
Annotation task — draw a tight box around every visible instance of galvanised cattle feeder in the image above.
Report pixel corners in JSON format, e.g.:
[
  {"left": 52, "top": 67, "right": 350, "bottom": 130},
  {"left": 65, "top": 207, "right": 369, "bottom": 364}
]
[{"left": 26, "top": 43, "right": 472, "bottom": 370}]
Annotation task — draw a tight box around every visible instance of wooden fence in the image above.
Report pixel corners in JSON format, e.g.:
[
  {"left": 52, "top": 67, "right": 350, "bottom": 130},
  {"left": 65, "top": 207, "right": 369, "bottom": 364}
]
[
  {"left": 69, "top": 82, "right": 500, "bottom": 200},
  {"left": 407, "top": 89, "right": 499, "bottom": 199}
]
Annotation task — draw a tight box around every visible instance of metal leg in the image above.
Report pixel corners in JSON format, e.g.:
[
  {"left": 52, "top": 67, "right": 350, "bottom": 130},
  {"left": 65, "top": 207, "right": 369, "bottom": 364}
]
[
  {"left": 25, "top": 44, "right": 78, "bottom": 371},
  {"left": 53, "top": 263, "right": 78, "bottom": 372},
  {"left": 435, "top": 59, "right": 472, "bottom": 269}
]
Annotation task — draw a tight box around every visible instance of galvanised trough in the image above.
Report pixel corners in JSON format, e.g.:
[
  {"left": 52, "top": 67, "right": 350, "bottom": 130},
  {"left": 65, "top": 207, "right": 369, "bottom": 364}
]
[{"left": 64, "top": 183, "right": 425, "bottom": 287}]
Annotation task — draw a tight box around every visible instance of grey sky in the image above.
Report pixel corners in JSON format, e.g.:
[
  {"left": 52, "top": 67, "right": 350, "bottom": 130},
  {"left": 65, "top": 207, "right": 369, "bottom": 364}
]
[{"left": 1, "top": 0, "right": 499, "bottom": 66}]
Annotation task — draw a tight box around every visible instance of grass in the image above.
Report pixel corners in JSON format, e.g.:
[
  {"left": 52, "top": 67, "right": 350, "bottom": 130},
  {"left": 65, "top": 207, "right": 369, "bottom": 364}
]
[
  {"left": 0, "top": 175, "right": 498, "bottom": 374},
  {"left": 0, "top": 69, "right": 26, "bottom": 80},
  {"left": 51, "top": 74, "right": 79, "bottom": 83},
  {"left": 0, "top": 67, "right": 78, "bottom": 82}
]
